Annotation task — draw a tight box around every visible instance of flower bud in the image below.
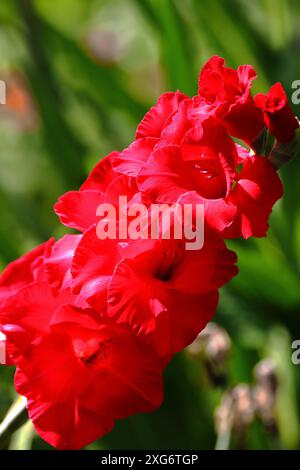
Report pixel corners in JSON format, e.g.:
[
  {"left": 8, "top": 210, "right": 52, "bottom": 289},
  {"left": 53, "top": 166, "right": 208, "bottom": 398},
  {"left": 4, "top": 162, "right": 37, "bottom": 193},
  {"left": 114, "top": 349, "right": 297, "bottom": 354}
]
[
  {"left": 231, "top": 384, "right": 255, "bottom": 431},
  {"left": 187, "top": 323, "right": 231, "bottom": 386},
  {"left": 251, "top": 127, "right": 268, "bottom": 154},
  {"left": 253, "top": 359, "right": 278, "bottom": 431},
  {"left": 254, "top": 358, "right": 277, "bottom": 393},
  {"left": 268, "top": 126, "right": 300, "bottom": 169},
  {"left": 215, "top": 392, "right": 233, "bottom": 436}
]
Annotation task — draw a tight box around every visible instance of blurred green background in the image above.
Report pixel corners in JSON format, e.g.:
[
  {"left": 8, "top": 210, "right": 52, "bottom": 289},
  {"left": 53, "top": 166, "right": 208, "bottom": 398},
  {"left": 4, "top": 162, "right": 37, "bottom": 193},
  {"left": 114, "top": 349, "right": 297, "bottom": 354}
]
[{"left": 0, "top": 0, "right": 300, "bottom": 450}]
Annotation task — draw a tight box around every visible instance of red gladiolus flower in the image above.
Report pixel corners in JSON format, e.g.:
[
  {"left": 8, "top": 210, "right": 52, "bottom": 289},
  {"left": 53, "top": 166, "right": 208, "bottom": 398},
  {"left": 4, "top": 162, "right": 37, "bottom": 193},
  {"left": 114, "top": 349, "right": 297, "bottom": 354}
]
[
  {"left": 137, "top": 118, "right": 283, "bottom": 238},
  {"left": 54, "top": 151, "right": 118, "bottom": 232},
  {"left": 64, "top": 220, "right": 237, "bottom": 359},
  {"left": 113, "top": 137, "right": 158, "bottom": 177},
  {"left": 0, "top": 239, "right": 54, "bottom": 306},
  {"left": 0, "top": 55, "right": 290, "bottom": 450},
  {"left": 80, "top": 151, "right": 118, "bottom": 191},
  {"left": 196, "top": 56, "right": 265, "bottom": 145},
  {"left": 44, "top": 234, "right": 82, "bottom": 290},
  {"left": 136, "top": 91, "right": 188, "bottom": 140},
  {"left": 254, "top": 82, "right": 299, "bottom": 143},
  {"left": 0, "top": 278, "right": 163, "bottom": 450},
  {"left": 108, "top": 237, "right": 237, "bottom": 359},
  {"left": 222, "top": 156, "right": 284, "bottom": 238},
  {"left": 71, "top": 227, "right": 122, "bottom": 305},
  {"left": 55, "top": 173, "right": 139, "bottom": 233}
]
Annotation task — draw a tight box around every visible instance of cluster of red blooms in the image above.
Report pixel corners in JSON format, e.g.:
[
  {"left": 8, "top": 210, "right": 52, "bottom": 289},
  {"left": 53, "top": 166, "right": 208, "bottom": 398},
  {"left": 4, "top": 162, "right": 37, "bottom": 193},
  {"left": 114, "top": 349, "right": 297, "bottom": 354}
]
[{"left": 0, "top": 56, "right": 298, "bottom": 449}]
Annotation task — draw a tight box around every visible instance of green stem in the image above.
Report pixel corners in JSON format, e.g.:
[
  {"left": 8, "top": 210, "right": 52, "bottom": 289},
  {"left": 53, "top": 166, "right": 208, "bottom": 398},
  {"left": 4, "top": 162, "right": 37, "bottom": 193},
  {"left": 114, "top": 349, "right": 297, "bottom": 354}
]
[
  {"left": 0, "top": 397, "right": 28, "bottom": 449},
  {"left": 215, "top": 427, "right": 231, "bottom": 450}
]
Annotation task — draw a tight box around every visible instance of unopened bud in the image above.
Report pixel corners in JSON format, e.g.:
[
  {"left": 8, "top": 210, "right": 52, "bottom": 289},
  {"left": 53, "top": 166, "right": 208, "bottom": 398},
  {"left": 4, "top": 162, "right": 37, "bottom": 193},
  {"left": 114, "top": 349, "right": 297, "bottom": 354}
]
[
  {"left": 187, "top": 323, "right": 231, "bottom": 361},
  {"left": 186, "top": 323, "right": 231, "bottom": 386},
  {"left": 251, "top": 127, "right": 268, "bottom": 154},
  {"left": 254, "top": 358, "right": 277, "bottom": 393},
  {"left": 268, "top": 126, "right": 300, "bottom": 169},
  {"left": 253, "top": 384, "right": 276, "bottom": 430},
  {"left": 215, "top": 392, "right": 233, "bottom": 436},
  {"left": 253, "top": 359, "right": 278, "bottom": 431},
  {"left": 231, "top": 384, "right": 255, "bottom": 430}
]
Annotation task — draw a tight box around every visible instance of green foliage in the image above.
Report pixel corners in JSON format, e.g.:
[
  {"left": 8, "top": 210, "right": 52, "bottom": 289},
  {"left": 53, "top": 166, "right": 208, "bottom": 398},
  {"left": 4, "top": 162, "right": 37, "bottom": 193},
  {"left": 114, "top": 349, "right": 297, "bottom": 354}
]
[{"left": 0, "top": 0, "right": 300, "bottom": 450}]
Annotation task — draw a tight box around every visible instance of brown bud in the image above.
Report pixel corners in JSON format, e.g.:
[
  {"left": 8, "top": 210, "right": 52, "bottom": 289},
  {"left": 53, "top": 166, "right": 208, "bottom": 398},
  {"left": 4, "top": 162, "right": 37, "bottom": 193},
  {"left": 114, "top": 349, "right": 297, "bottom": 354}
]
[
  {"left": 215, "top": 392, "right": 233, "bottom": 436},
  {"left": 254, "top": 358, "right": 277, "bottom": 393},
  {"left": 187, "top": 322, "right": 231, "bottom": 362},
  {"left": 253, "top": 359, "right": 278, "bottom": 431},
  {"left": 231, "top": 384, "right": 255, "bottom": 431},
  {"left": 186, "top": 323, "right": 231, "bottom": 386}
]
